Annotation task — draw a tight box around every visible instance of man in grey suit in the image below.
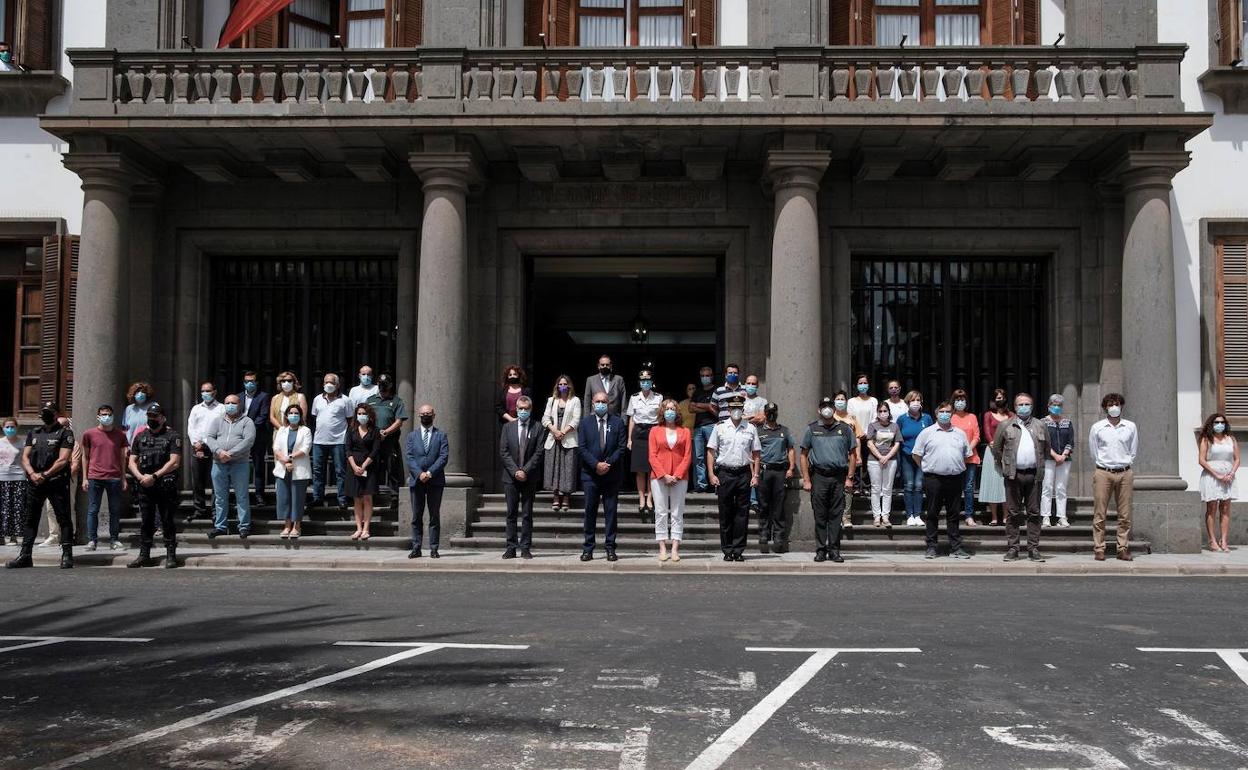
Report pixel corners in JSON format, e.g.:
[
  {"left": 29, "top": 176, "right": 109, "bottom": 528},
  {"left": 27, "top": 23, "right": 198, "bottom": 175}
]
[
  {"left": 500, "top": 396, "right": 546, "bottom": 559},
  {"left": 582, "top": 354, "right": 627, "bottom": 416}
]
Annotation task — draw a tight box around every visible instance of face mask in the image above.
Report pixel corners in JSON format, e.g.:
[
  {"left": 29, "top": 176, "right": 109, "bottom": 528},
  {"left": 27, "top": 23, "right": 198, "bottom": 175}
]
[
  {"left": 599, "top": 367, "right": 612, "bottom": 377},
  {"left": 1017, "top": 404, "right": 1033, "bottom": 419},
  {"left": 745, "top": 384, "right": 758, "bottom": 396},
  {"left": 558, "top": 384, "right": 569, "bottom": 394},
  {"left": 0, "top": 52, "right": 10, "bottom": 64},
  {"left": 888, "top": 389, "right": 900, "bottom": 397},
  {"left": 1214, "top": 422, "right": 1227, "bottom": 434},
  {"left": 820, "top": 407, "right": 835, "bottom": 419},
  {"left": 134, "top": 391, "right": 147, "bottom": 404},
  {"left": 287, "top": 413, "right": 301, "bottom": 425},
  {"left": 507, "top": 375, "right": 520, "bottom": 384},
  {"left": 1049, "top": 405, "right": 1062, "bottom": 416},
  {"left": 224, "top": 403, "right": 239, "bottom": 416},
  {"left": 356, "top": 414, "right": 370, "bottom": 425},
  {"left": 730, "top": 409, "right": 743, "bottom": 421},
  {"left": 201, "top": 392, "right": 214, "bottom": 403},
  {"left": 324, "top": 383, "right": 337, "bottom": 394},
  {"left": 936, "top": 411, "right": 952, "bottom": 424},
  {"left": 765, "top": 411, "right": 778, "bottom": 423},
  {"left": 594, "top": 403, "right": 608, "bottom": 417},
  {"left": 360, "top": 375, "right": 373, "bottom": 387},
  {"left": 994, "top": 399, "right": 1007, "bottom": 408},
  {"left": 700, "top": 376, "right": 713, "bottom": 386},
  {"left": 640, "top": 380, "right": 652, "bottom": 391},
  {"left": 147, "top": 418, "right": 161, "bottom": 430},
  {"left": 98, "top": 415, "right": 113, "bottom": 426},
  {"left": 909, "top": 402, "right": 921, "bottom": 413},
  {"left": 3, "top": 426, "right": 16, "bottom": 438},
  {"left": 857, "top": 384, "right": 870, "bottom": 395},
  {"left": 244, "top": 381, "right": 257, "bottom": 393},
  {"left": 281, "top": 381, "right": 294, "bottom": 393},
  {"left": 725, "top": 373, "right": 739, "bottom": 385},
  {"left": 1107, "top": 405, "right": 1122, "bottom": 418},
  {"left": 516, "top": 409, "right": 531, "bottom": 421},
  {"left": 954, "top": 400, "right": 967, "bottom": 411},
  {"left": 664, "top": 409, "right": 678, "bottom": 423},
  {"left": 878, "top": 413, "right": 891, "bottom": 424},
  {"left": 420, "top": 415, "right": 434, "bottom": 427},
  {"left": 834, "top": 399, "right": 847, "bottom": 411}
]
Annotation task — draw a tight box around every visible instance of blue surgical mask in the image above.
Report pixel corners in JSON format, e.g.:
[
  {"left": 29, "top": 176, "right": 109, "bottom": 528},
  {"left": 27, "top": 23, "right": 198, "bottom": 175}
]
[
  {"left": 594, "top": 403, "right": 608, "bottom": 417},
  {"left": 954, "top": 400, "right": 967, "bottom": 411},
  {"left": 0, "top": 52, "right": 11, "bottom": 64},
  {"left": 834, "top": 399, "right": 847, "bottom": 411},
  {"left": 857, "top": 384, "right": 869, "bottom": 395},
  {"left": 640, "top": 380, "right": 652, "bottom": 391},
  {"left": 244, "top": 381, "right": 257, "bottom": 393},
  {"left": 356, "top": 413, "right": 370, "bottom": 425},
  {"left": 664, "top": 409, "right": 678, "bottom": 423},
  {"left": 1214, "top": 422, "right": 1227, "bottom": 434},
  {"left": 745, "top": 384, "right": 758, "bottom": 396},
  {"left": 937, "top": 411, "right": 952, "bottom": 424},
  {"left": 1017, "top": 404, "right": 1033, "bottom": 418},
  {"left": 1049, "top": 405, "right": 1062, "bottom": 416},
  {"left": 517, "top": 409, "right": 531, "bottom": 421},
  {"left": 201, "top": 392, "right": 213, "bottom": 403},
  {"left": 134, "top": 391, "right": 147, "bottom": 404},
  {"left": 98, "top": 415, "right": 113, "bottom": 426},
  {"left": 224, "top": 403, "right": 238, "bottom": 416},
  {"left": 360, "top": 375, "right": 373, "bottom": 387},
  {"left": 287, "top": 413, "right": 301, "bottom": 425},
  {"left": 700, "top": 376, "right": 712, "bottom": 386},
  {"left": 725, "top": 373, "right": 739, "bottom": 385},
  {"left": 2, "top": 426, "right": 16, "bottom": 438}
]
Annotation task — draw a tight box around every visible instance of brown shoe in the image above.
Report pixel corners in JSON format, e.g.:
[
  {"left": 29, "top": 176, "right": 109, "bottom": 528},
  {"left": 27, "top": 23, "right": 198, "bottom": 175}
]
[
  {"left": 1094, "top": 551, "right": 1106, "bottom": 561},
  {"left": 1117, "top": 549, "right": 1133, "bottom": 562}
]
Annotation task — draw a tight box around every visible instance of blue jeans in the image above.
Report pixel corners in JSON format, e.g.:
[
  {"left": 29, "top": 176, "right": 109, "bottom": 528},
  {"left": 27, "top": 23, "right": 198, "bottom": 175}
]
[
  {"left": 312, "top": 443, "right": 348, "bottom": 506},
  {"left": 86, "top": 478, "right": 123, "bottom": 543},
  {"left": 211, "top": 462, "right": 252, "bottom": 532},
  {"left": 693, "top": 424, "right": 715, "bottom": 492},
  {"left": 899, "top": 454, "right": 924, "bottom": 517},
  {"left": 962, "top": 464, "right": 978, "bottom": 519},
  {"left": 275, "top": 476, "right": 308, "bottom": 523}
]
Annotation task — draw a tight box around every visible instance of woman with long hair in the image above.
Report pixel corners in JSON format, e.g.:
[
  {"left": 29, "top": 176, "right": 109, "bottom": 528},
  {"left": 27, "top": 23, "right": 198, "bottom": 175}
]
[
  {"left": 273, "top": 403, "right": 312, "bottom": 538},
  {"left": 979, "top": 388, "right": 1012, "bottom": 526},
  {"left": 345, "top": 402, "right": 382, "bottom": 540},
  {"left": 949, "top": 388, "right": 981, "bottom": 527},
  {"left": 495, "top": 365, "right": 531, "bottom": 424},
  {"left": 1198, "top": 412, "right": 1239, "bottom": 552},
  {"left": 269, "top": 371, "right": 309, "bottom": 431},
  {"left": 649, "top": 399, "right": 691, "bottom": 562},
  {"left": 541, "top": 374, "right": 581, "bottom": 512},
  {"left": 896, "top": 390, "right": 934, "bottom": 526}
]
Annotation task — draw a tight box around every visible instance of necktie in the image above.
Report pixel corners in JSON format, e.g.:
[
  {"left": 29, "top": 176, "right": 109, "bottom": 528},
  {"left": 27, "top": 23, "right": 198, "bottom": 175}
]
[
  {"left": 423, "top": 429, "right": 430, "bottom": 452},
  {"left": 518, "top": 422, "right": 527, "bottom": 465},
  {"left": 600, "top": 418, "right": 607, "bottom": 452}
]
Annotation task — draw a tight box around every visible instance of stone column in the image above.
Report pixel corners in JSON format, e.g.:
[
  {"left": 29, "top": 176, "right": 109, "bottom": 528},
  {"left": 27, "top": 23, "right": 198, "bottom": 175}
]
[
  {"left": 394, "top": 233, "right": 419, "bottom": 533},
  {"left": 764, "top": 148, "right": 830, "bottom": 422}
]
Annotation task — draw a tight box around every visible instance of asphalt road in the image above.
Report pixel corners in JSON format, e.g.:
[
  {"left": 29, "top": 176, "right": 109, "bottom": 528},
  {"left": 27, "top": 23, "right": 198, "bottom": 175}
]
[{"left": 2, "top": 571, "right": 1248, "bottom": 769}]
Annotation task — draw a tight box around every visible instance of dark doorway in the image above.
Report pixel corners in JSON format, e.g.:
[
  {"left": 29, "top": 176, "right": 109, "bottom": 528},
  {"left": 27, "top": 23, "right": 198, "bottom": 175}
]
[
  {"left": 207, "top": 257, "right": 397, "bottom": 390},
  {"left": 851, "top": 257, "right": 1047, "bottom": 411},
  {"left": 526, "top": 256, "right": 721, "bottom": 400},
  {"left": 0, "top": 281, "right": 14, "bottom": 416}
]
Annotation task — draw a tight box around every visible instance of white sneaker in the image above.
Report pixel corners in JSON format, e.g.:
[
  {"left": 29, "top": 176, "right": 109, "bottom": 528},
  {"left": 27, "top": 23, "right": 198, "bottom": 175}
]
[
  {"left": 1042, "top": 517, "right": 1053, "bottom": 528},
  {"left": 86, "top": 541, "right": 98, "bottom": 551},
  {"left": 38, "top": 535, "right": 57, "bottom": 548},
  {"left": 1057, "top": 517, "right": 1070, "bottom": 528},
  {"left": 110, "top": 541, "right": 126, "bottom": 551}
]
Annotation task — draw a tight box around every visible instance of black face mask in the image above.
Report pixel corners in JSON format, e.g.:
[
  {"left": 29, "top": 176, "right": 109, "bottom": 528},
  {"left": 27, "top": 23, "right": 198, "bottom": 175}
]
[
  {"left": 765, "top": 410, "right": 778, "bottom": 423},
  {"left": 994, "top": 399, "right": 1007, "bottom": 408},
  {"left": 599, "top": 367, "right": 612, "bottom": 377},
  {"left": 147, "top": 418, "right": 162, "bottom": 430},
  {"left": 40, "top": 409, "right": 56, "bottom": 425},
  {"left": 507, "top": 376, "right": 520, "bottom": 384},
  {"left": 420, "top": 416, "right": 434, "bottom": 427}
]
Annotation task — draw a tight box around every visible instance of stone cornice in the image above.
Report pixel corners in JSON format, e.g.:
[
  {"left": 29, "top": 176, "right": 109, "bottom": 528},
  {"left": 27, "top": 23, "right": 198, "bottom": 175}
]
[
  {"left": 408, "top": 151, "right": 484, "bottom": 193},
  {"left": 0, "top": 70, "right": 69, "bottom": 117},
  {"left": 1109, "top": 149, "right": 1192, "bottom": 190},
  {"left": 60, "top": 152, "right": 146, "bottom": 195},
  {"left": 764, "top": 149, "right": 831, "bottom": 192}
]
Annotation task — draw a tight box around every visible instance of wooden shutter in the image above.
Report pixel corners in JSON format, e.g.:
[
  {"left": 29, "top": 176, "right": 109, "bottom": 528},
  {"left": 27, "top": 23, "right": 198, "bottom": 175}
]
[
  {"left": 394, "top": 0, "right": 422, "bottom": 46},
  {"left": 16, "top": 280, "right": 42, "bottom": 415},
  {"left": 16, "top": 0, "right": 54, "bottom": 70},
  {"left": 1218, "top": 0, "right": 1242, "bottom": 65},
  {"left": 37, "top": 235, "right": 76, "bottom": 410},
  {"left": 989, "top": 0, "right": 1016, "bottom": 44},
  {"left": 859, "top": 0, "right": 874, "bottom": 45},
  {"left": 63, "top": 236, "right": 78, "bottom": 413},
  {"left": 1218, "top": 240, "right": 1248, "bottom": 420},
  {"left": 1021, "top": 0, "right": 1038, "bottom": 44},
  {"left": 524, "top": 0, "right": 547, "bottom": 45},
  {"left": 685, "top": 0, "right": 714, "bottom": 46},
  {"left": 553, "top": 0, "right": 573, "bottom": 46},
  {"left": 244, "top": 13, "right": 281, "bottom": 48},
  {"left": 831, "top": 0, "right": 851, "bottom": 44}
]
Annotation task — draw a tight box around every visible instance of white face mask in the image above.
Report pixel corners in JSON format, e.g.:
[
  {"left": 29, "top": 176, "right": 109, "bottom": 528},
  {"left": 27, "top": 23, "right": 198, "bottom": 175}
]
[
  {"left": 820, "top": 407, "right": 835, "bottom": 419},
  {"left": 281, "top": 381, "right": 294, "bottom": 393},
  {"left": 1107, "top": 405, "right": 1122, "bottom": 418},
  {"left": 324, "top": 383, "right": 337, "bottom": 394}
]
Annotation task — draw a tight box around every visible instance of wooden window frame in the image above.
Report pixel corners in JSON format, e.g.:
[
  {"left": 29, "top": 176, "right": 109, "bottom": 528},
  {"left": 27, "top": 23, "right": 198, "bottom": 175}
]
[
  {"left": 634, "top": 1, "right": 683, "bottom": 47},
  {"left": 285, "top": 0, "right": 336, "bottom": 47},
  {"left": 873, "top": 0, "right": 985, "bottom": 47},
  {"left": 2, "top": 0, "right": 15, "bottom": 46},
  {"left": 340, "top": 0, "right": 387, "bottom": 47},
  {"left": 1215, "top": 238, "right": 1248, "bottom": 420},
  {"left": 574, "top": 0, "right": 693, "bottom": 46},
  {"left": 1217, "top": 0, "right": 1245, "bottom": 65}
]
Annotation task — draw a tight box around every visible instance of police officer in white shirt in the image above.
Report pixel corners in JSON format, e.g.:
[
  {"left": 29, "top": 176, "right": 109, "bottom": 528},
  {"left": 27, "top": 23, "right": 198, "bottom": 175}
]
[
  {"left": 1087, "top": 392, "right": 1138, "bottom": 561},
  {"left": 912, "top": 401, "right": 973, "bottom": 560},
  {"left": 706, "top": 394, "right": 761, "bottom": 562}
]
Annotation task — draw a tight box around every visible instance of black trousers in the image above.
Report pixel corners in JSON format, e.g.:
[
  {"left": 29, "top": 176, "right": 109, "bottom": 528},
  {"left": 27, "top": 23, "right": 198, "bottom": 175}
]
[
  {"left": 379, "top": 436, "right": 403, "bottom": 496},
  {"left": 1005, "top": 468, "right": 1042, "bottom": 551},
  {"left": 758, "top": 468, "right": 789, "bottom": 544},
  {"left": 504, "top": 479, "right": 537, "bottom": 551},
  {"left": 250, "top": 434, "right": 270, "bottom": 498},
  {"left": 923, "top": 471, "right": 965, "bottom": 552},
  {"left": 22, "top": 477, "right": 72, "bottom": 547},
  {"left": 716, "top": 467, "right": 751, "bottom": 556},
  {"left": 810, "top": 470, "right": 846, "bottom": 554},
  {"left": 410, "top": 482, "right": 443, "bottom": 550},
  {"left": 136, "top": 481, "right": 179, "bottom": 547},
  {"left": 191, "top": 453, "right": 213, "bottom": 513}
]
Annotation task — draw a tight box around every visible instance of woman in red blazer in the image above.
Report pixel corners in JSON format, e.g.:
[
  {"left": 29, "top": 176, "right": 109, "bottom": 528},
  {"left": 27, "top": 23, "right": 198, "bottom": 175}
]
[{"left": 649, "top": 399, "right": 692, "bottom": 563}]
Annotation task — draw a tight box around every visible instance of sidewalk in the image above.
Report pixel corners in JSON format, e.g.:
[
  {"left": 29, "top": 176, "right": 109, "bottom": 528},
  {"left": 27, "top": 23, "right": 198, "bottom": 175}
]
[{"left": 9, "top": 543, "right": 1248, "bottom": 576}]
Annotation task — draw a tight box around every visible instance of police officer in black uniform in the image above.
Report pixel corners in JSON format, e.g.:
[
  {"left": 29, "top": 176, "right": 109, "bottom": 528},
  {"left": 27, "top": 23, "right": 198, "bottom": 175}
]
[
  {"left": 126, "top": 403, "right": 183, "bottom": 568},
  {"left": 6, "top": 401, "right": 75, "bottom": 569},
  {"left": 800, "top": 396, "right": 858, "bottom": 563}
]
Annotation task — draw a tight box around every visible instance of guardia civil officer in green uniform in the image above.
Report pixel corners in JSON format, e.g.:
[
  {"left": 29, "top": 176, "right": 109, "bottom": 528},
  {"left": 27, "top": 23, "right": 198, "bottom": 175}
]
[
  {"left": 800, "top": 396, "right": 858, "bottom": 563},
  {"left": 126, "top": 403, "right": 183, "bottom": 568}
]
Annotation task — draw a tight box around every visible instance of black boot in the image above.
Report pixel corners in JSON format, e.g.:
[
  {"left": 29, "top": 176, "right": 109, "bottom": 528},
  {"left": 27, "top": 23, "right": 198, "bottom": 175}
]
[
  {"left": 5, "top": 543, "right": 33, "bottom": 569},
  {"left": 165, "top": 544, "right": 179, "bottom": 569},
  {"left": 127, "top": 546, "right": 153, "bottom": 568},
  {"left": 59, "top": 544, "right": 74, "bottom": 569}
]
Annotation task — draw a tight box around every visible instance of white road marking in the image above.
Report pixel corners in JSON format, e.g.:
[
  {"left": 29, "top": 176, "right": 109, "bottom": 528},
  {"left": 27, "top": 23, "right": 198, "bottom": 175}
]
[
  {"left": 1125, "top": 709, "right": 1248, "bottom": 767},
  {"left": 695, "top": 670, "right": 757, "bottom": 692},
  {"left": 593, "top": 669, "right": 660, "bottom": 690},
  {"left": 810, "top": 707, "right": 893, "bottom": 715},
  {"left": 1044, "top": 664, "right": 1057, "bottom": 670},
  {"left": 794, "top": 719, "right": 943, "bottom": 770},
  {"left": 683, "top": 647, "right": 921, "bottom": 770},
  {"left": 164, "top": 716, "right": 314, "bottom": 769},
  {"left": 36, "top": 641, "right": 529, "bottom": 770},
  {"left": 1138, "top": 648, "right": 1248, "bottom": 688},
  {"left": 0, "top": 635, "right": 152, "bottom": 654},
  {"left": 543, "top": 723, "right": 652, "bottom": 770},
  {"left": 982, "top": 725, "right": 1129, "bottom": 769}
]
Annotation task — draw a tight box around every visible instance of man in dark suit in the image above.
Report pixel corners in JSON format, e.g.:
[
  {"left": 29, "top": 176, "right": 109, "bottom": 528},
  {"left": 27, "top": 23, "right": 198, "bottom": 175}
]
[
  {"left": 239, "top": 371, "right": 272, "bottom": 507},
  {"left": 578, "top": 390, "right": 626, "bottom": 561},
  {"left": 582, "top": 354, "right": 627, "bottom": 416},
  {"left": 500, "top": 395, "right": 546, "bottom": 559},
  {"left": 405, "top": 403, "right": 448, "bottom": 558}
]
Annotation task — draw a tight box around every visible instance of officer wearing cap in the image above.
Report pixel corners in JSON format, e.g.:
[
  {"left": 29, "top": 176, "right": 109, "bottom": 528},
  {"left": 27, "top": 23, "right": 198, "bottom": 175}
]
[
  {"left": 366, "top": 373, "right": 409, "bottom": 506},
  {"left": 6, "top": 401, "right": 75, "bottom": 569},
  {"left": 757, "top": 402, "right": 796, "bottom": 554},
  {"left": 800, "top": 396, "right": 858, "bottom": 563},
  {"left": 126, "top": 403, "right": 184, "bottom": 568},
  {"left": 706, "top": 393, "right": 761, "bottom": 562}
]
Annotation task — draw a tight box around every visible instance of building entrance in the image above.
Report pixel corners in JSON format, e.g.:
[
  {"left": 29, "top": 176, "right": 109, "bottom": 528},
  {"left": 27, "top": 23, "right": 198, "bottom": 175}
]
[
  {"left": 208, "top": 256, "right": 397, "bottom": 389},
  {"left": 526, "top": 257, "right": 720, "bottom": 401},
  {"left": 851, "top": 257, "right": 1047, "bottom": 410}
]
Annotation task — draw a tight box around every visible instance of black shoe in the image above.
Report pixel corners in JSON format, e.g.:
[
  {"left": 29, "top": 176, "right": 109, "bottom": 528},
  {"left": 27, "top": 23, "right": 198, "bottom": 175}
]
[
  {"left": 580, "top": 552, "right": 593, "bottom": 562},
  {"left": 183, "top": 514, "right": 197, "bottom": 525},
  {"left": 814, "top": 551, "right": 828, "bottom": 563},
  {"left": 749, "top": 504, "right": 760, "bottom": 516},
  {"left": 308, "top": 497, "right": 324, "bottom": 509},
  {"left": 59, "top": 545, "right": 73, "bottom": 569},
  {"left": 409, "top": 549, "right": 422, "bottom": 559},
  {"left": 238, "top": 529, "right": 250, "bottom": 539},
  {"left": 5, "top": 550, "right": 33, "bottom": 569},
  {"left": 733, "top": 553, "right": 746, "bottom": 562},
  {"left": 951, "top": 549, "right": 972, "bottom": 560},
  {"left": 924, "top": 547, "right": 937, "bottom": 559},
  {"left": 829, "top": 550, "right": 844, "bottom": 563},
  {"left": 165, "top": 547, "right": 179, "bottom": 568},
  {"left": 502, "top": 549, "right": 517, "bottom": 559},
  {"left": 1028, "top": 549, "right": 1046, "bottom": 562},
  {"left": 1004, "top": 548, "right": 1020, "bottom": 561},
  {"left": 776, "top": 543, "right": 790, "bottom": 554},
  {"left": 250, "top": 495, "right": 265, "bottom": 508},
  {"left": 127, "top": 548, "right": 153, "bottom": 568},
  {"left": 430, "top": 549, "right": 440, "bottom": 558},
  {"left": 207, "top": 528, "right": 227, "bottom": 539},
  {"left": 724, "top": 553, "right": 734, "bottom": 562},
  {"left": 521, "top": 550, "right": 533, "bottom": 560},
  {"left": 337, "top": 502, "right": 349, "bottom": 511},
  {"left": 606, "top": 551, "right": 618, "bottom": 562},
  {"left": 760, "top": 541, "right": 771, "bottom": 555}
]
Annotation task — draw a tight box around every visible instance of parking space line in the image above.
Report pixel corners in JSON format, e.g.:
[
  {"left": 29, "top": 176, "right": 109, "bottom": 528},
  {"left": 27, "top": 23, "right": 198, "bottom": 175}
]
[
  {"left": 0, "top": 636, "right": 152, "bottom": 654},
  {"left": 36, "top": 640, "right": 530, "bottom": 770},
  {"left": 684, "top": 646, "right": 921, "bottom": 770},
  {"left": 1139, "top": 648, "right": 1248, "bottom": 688}
]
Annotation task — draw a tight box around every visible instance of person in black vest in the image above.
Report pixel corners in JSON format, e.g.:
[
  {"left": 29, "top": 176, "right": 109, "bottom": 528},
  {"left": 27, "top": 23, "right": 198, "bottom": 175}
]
[
  {"left": 6, "top": 402, "right": 75, "bottom": 569},
  {"left": 126, "top": 403, "right": 184, "bottom": 568}
]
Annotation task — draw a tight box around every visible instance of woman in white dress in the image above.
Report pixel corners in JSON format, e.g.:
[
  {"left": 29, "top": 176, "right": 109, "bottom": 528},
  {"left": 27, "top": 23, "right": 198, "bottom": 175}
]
[{"left": 1198, "top": 413, "right": 1239, "bottom": 552}]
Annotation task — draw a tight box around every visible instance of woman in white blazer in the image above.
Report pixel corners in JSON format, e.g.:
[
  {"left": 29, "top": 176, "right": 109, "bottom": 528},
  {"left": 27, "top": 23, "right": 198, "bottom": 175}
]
[
  {"left": 272, "top": 403, "right": 313, "bottom": 538},
  {"left": 542, "top": 375, "right": 582, "bottom": 512}
]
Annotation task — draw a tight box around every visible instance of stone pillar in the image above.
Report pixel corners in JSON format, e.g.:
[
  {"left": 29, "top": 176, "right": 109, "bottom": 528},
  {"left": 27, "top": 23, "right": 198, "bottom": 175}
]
[
  {"left": 62, "top": 152, "right": 136, "bottom": 542},
  {"left": 409, "top": 144, "right": 483, "bottom": 541},
  {"left": 394, "top": 233, "right": 419, "bottom": 533}
]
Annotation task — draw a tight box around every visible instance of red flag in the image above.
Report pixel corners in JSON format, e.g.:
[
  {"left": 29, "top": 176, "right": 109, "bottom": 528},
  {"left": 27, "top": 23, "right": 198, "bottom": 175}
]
[{"left": 217, "top": 0, "right": 296, "bottom": 48}]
